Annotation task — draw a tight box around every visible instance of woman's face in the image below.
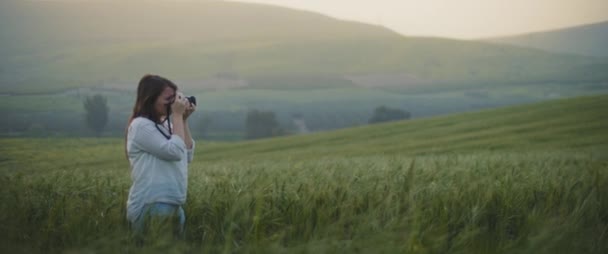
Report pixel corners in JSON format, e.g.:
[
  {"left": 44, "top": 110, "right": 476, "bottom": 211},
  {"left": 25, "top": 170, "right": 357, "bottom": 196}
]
[{"left": 154, "top": 86, "right": 176, "bottom": 117}]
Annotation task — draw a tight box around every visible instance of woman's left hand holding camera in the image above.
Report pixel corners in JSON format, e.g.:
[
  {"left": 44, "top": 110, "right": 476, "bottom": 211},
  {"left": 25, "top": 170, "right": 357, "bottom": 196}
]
[
  {"left": 184, "top": 101, "right": 196, "bottom": 121},
  {"left": 174, "top": 92, "right": 195, "bottom": 149}
]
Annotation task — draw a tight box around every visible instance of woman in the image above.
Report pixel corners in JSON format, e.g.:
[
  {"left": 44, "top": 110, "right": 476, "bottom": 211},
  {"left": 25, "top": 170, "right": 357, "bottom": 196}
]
[{"left": 125, "top": 74, "right": 196, "bottom": 243}]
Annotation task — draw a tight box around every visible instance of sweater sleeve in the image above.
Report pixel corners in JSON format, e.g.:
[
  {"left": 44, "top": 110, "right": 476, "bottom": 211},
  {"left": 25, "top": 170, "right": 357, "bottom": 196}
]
[
  {"left": 187, "top": 139, "right": 195, "bottom": 164},
  {"left": 129, "top": 118, "right": 187, "bottom": 162}
]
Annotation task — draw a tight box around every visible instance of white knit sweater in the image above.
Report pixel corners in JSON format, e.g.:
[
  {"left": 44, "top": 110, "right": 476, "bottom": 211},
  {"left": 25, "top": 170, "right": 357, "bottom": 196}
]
[{"left": 125, "top": 117, "right": 195, "bottom": 223}]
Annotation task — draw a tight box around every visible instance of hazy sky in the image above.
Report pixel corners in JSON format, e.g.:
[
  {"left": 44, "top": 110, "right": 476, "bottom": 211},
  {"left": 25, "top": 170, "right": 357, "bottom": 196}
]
[{"left": 231, "top": 0, "right": 608, "bottom": 39}]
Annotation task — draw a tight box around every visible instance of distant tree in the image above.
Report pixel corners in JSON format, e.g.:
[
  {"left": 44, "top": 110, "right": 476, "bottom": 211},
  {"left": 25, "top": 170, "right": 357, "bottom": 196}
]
[
  {"left": 245, "top": 109, "right": 283, "bottom": 139},
  {"left": 368, "top": 106, "right": 410, "bottom": 124},
  {"left": 84, "top": 94, "right": 109, "bottom": 136}
]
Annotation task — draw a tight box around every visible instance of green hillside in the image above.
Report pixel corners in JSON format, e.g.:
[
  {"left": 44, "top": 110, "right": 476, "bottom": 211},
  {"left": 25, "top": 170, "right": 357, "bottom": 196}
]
[
  {"left": 201, "top": 94, "right": 608, "bottom": 161},
  {"left": 1, "top": 1, "right": 606, "bottom": 94},
  {"left": 2, "top": 94, "right": 606, "bottom": 170}
]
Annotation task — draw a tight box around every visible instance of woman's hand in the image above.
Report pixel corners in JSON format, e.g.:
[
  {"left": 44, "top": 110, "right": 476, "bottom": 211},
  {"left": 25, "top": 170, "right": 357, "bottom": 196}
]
[
  {"left": 183, "top": 102, "right": 196, "bottom": 120},
  {"left": 171, "top": 93, "right": 188, "bottom": 116}
]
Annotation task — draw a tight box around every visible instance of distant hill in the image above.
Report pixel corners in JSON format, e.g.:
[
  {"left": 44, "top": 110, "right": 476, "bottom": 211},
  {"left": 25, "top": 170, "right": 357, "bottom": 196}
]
[
  {"left": 0, "top": 1, "right": 607, "bottom": 94},
  {"left": 201, "top": 94, "right": 608, "bottom": 161},
  {"left": 485, "top": 21, "right": 608, "bottom": 57}
]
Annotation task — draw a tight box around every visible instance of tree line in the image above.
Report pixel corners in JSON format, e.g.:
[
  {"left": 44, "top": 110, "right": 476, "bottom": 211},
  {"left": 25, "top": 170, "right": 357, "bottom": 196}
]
[
  {"left": 87, "top": 94, "right": 411, "bottom": 139},
  {"left": 2, "top": 94, "right": 411, "bottom": 139}
]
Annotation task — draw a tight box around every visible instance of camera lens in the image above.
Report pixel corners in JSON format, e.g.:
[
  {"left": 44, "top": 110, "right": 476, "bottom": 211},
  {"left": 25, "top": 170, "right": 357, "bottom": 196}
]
[{"left": 186, "top": 96, "right": 196, "bottom": 105}]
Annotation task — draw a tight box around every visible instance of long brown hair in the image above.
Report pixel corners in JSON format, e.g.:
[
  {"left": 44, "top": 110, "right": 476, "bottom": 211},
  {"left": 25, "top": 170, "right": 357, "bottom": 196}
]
[{"left": 125, "top": 74, "right": 178, "bottom": 159}]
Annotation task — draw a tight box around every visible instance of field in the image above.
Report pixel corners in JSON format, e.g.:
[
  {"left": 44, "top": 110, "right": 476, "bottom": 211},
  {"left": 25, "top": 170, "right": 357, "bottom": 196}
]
[{"left": 1, "top": 95, "right": 607, "bottom": 253}]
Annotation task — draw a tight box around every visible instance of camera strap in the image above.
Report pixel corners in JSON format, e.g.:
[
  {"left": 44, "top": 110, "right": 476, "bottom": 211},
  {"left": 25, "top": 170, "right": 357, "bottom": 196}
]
[
  {"left": 155, "top": 105, "right": 173, "bottom": 140},
  {"left": 155, "top": 118, "right": 172, "bottom": 140}
]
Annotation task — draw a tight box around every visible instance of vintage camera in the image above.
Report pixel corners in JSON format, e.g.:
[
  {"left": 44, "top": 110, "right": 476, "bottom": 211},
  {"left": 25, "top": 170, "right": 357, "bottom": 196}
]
[
  {"left": 167, "top": 95, "right": 196, "bottom": 107},
  {"left": 186, "top": 96, "right": 196, "bottom": 106}
]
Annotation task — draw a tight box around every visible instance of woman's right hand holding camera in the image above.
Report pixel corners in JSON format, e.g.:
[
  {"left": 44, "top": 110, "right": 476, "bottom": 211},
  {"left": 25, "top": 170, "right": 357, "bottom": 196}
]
[
  {"left": 170, "top": 93, "right": 188, "bottom": 142},
  {"left": 171, "top": 94, "right": 188, "bottom": 116}
]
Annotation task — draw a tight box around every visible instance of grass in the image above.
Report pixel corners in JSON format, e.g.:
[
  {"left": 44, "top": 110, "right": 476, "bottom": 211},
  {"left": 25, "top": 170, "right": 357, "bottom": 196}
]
[{"left": 1, "top": 95, "right": 607, "bottom": 253}]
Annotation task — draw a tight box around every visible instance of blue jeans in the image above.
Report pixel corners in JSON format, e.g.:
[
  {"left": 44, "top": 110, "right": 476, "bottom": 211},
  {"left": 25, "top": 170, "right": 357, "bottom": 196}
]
[{"left": 131, "top": 202, "right": 186, "bottom": 245}]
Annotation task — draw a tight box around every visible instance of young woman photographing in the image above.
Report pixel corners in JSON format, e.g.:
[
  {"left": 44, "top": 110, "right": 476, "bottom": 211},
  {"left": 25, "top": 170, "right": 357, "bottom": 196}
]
[{"left": 124, "top": 74, "right": 196, "bottom": 244}]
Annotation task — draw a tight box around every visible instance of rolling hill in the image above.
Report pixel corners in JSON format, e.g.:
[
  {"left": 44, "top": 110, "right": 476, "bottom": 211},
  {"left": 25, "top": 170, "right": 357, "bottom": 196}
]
[
  {"left": 486, "top": 21, "right": 608, "bottom": 57},
  {"left": 0, "top": 0, "right": 606, "bottom": 94},
  {"left": 4, "top": 94, "right": 604, "bottom": 166},
  {"left": 199, "top": 94, "right": 608, "bottom": 161}
]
